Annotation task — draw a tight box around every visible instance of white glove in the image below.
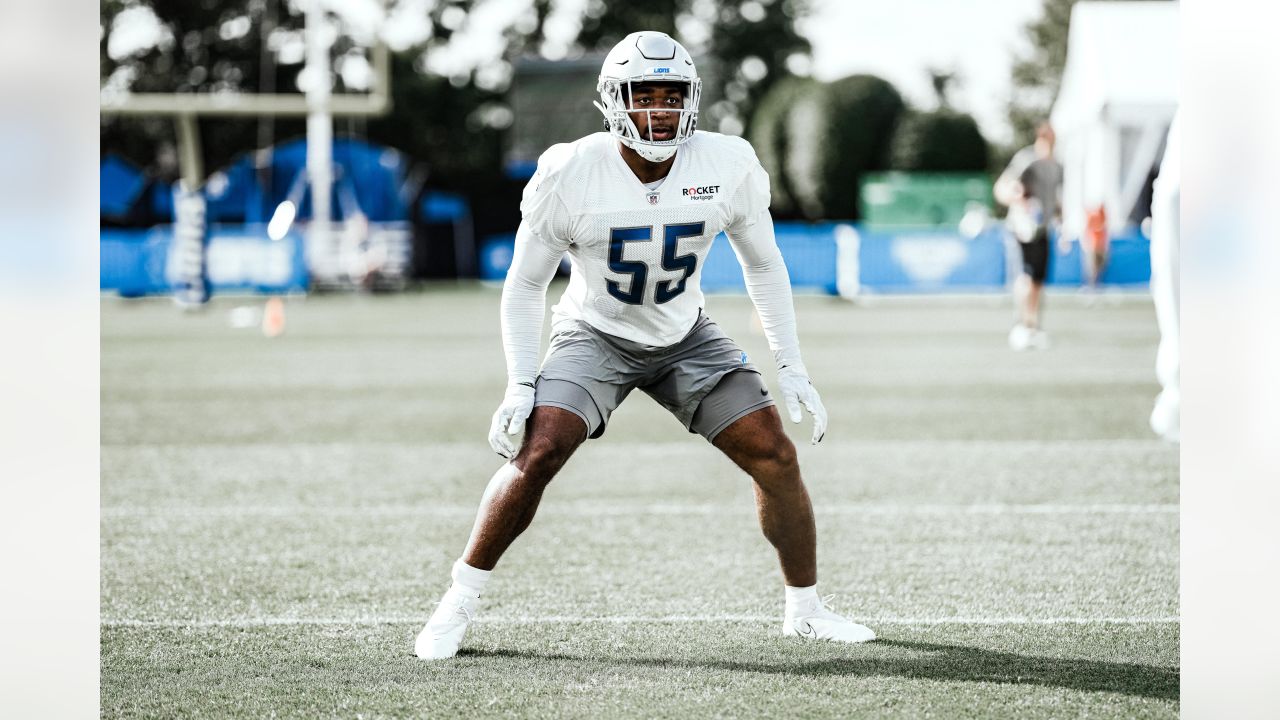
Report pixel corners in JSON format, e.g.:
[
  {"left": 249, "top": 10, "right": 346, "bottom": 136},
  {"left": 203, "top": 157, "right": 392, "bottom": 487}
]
[
  {"left": 778, "top": 365, "right": 827, "bottom": 445},
  {"left": 488, "top": 382, "right": 536, "bottom": 458}
]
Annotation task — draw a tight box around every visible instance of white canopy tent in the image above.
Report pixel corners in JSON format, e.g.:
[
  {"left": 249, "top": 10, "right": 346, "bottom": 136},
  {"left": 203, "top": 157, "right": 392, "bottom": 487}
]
[{"left": 1050, "top": 1, "right": 1178, "bottom": 239}]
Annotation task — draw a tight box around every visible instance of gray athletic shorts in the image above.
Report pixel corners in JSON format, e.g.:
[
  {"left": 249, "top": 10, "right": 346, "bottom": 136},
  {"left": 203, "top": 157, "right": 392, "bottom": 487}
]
[{"left": 535, "top": 311, "right": 775, "bottom": 442}]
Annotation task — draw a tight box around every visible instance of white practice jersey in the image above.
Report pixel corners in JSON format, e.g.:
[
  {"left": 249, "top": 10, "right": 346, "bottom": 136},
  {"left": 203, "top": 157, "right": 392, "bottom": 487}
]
[{"left": 520, "top": 131, "right": 771, "bottom": 347}]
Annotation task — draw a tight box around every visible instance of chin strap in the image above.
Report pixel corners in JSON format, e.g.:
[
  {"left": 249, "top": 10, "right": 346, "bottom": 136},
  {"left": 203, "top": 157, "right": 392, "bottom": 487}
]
[{"left": 632, "top": 143, "right": 677, "bottom": 163}]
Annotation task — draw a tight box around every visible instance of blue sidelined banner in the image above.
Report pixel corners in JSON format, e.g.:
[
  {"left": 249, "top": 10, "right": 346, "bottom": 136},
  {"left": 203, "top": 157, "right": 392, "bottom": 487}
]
[
  {"left": 100, "top": 139, "right": 418, "bottom": 295},
  {"left": 1047, "top": 227, "right": 1153, "bottom": 287},
  {"left": 477, "top": 223, "right": 1150, "bottom": 294},
  {"left": 100, "top": 225, "right": 308, "bottom": 296},
  {"left": 700, "top": 223, "right": 841, "bottom": 294},
  {"left": 855, "top": 226, "right": 1006, "bottom": 293}
]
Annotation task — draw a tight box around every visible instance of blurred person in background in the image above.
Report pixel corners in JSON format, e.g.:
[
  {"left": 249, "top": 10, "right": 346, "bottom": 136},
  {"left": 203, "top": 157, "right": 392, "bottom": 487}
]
[
  {"left": 995, "top": 122, "right": 1064, "bottom": 350},
  {"left": 1082, "top": 204, "right": 1109, "bottom": 289},
  {"left": 1148, "top": 111, "right": 1179, "bottom": 442},
  {"left": 414, "top": 31, "right": 876, "bottom": 661}
]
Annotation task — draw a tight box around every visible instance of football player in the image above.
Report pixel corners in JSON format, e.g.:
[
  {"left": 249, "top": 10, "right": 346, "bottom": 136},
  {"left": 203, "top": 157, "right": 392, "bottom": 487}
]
[{"left": 416, "top": 31, "right": 875, "bottom": 660}]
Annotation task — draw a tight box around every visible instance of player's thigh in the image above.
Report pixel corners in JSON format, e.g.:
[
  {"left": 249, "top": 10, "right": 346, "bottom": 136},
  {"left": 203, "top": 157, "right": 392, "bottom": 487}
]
[
  {"left": 689, "top": 368, "right": 776, "bottom": 443},
  {"left": 709, "top": 401, "right": 798, "bottom": 478}
]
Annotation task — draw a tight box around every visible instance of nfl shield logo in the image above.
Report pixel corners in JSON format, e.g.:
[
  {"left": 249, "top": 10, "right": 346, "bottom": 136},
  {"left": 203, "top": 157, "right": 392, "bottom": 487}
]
[{"left": 647, "top": 192, "right": 660, "bottom": 205}]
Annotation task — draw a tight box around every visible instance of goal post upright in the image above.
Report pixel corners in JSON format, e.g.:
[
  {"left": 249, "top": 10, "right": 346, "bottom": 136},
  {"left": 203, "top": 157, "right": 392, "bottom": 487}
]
[
  {"left": 100, "top": 1, "right": 393, "bottom": 301},
  {"left": 305, "top": 0, "right": 334, "bottom": 261},
  {"left": 173, "top": 113, "right": 203, "bottom": 191}
]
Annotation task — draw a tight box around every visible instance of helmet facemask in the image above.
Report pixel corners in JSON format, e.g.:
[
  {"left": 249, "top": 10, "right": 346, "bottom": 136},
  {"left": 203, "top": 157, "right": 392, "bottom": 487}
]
[{"left": 595, "top": 77, "right": 702, "bottom": 163}]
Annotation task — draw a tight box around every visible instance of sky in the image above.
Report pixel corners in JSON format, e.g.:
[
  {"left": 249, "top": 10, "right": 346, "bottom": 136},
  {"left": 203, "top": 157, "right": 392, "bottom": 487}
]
[{"left": 800, "top": 0, "right": 1045, "bottom": 144}]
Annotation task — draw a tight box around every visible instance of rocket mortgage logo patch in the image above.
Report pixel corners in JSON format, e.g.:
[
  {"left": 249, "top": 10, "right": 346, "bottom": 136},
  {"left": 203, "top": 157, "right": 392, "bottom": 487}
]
[{"left": 683, "top": 185, "right": 720, "bottom": 200}]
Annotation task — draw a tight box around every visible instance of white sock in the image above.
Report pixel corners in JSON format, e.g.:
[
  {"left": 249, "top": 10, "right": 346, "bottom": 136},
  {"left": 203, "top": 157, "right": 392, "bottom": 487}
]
[
  {"left": 785, "top": 584, "right": 819, "bottom": 612},
  {"left": 450, "top": 559, "right": 491, "bottom": 598}
]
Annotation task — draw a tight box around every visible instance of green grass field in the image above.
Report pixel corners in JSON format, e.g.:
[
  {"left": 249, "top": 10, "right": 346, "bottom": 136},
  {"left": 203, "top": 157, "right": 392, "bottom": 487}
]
[{"left": 101, "top": 286, "right": 1178, "bottom": 718}]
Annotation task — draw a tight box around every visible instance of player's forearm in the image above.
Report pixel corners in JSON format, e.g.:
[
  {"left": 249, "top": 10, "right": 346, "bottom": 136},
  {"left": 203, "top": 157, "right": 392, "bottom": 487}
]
[
  {"left": 500, "top": 226, "right": 562, "bottom": 384},
  {"left": 744, "top": 260, "right": 805, "bottom": 370},
  {"left": 729, "top": 215, "right": 805, "bottom": 370}
]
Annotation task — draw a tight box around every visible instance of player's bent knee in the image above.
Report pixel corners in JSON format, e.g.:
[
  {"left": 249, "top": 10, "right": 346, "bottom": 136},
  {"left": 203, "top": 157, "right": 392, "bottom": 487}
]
[
  {"left": 729, "top": 428, "right": 799, "bottom": 480},
  {"left": 514, "top": 438, "right": 569, "bottom": 482},
  {"left": 512, "top": 412, "right": 582, "bottom": 482},
  {"left": 755, "top": 440, "right": 799, "bottom": 479},
  {"left": 744, "top": 424, "right": 797, "bottom": 465}
]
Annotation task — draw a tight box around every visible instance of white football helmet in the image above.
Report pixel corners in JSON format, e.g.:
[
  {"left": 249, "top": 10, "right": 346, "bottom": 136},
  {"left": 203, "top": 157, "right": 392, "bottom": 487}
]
[{"left": 595, "top": 31, "right": 701, "bottom": 163}]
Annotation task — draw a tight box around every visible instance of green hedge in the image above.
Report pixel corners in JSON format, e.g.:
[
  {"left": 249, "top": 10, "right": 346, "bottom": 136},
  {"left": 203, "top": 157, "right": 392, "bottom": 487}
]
[
  {"left": 747, "top": 77, "right": 818, "bottom": 216},
  {"left": 751, "top": 74, "right": 904, "bottom": 220},
  {"left": 889, "top": 110, "right": 989, "bottom": 172}
]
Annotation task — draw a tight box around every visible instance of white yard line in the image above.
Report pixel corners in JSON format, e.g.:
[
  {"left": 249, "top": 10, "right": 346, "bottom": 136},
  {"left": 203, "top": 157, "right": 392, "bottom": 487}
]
[
  {"left": 102, "top": 438, "right": 1177, "bottom": 448},
  {"left": 101, "top": 503, "right": 1178, "bottom": 518},
  {"left": 102, "top": 615, "right": 1180, "bottom": 628},
  {"left": 102, "top": 439, "right": 1176, "bottom": 452}
]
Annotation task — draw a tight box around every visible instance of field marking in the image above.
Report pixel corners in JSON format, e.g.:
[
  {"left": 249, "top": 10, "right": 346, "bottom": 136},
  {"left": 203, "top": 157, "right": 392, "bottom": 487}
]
[
  {"left": 102, "top": 438, "right": 1177, "bottom": 452},
  {"left": 101, "top": 503, "right": 1178, "bottom": 518},
  {"left": 102, "top": 615, "right": 1180, "bottom": 629}
]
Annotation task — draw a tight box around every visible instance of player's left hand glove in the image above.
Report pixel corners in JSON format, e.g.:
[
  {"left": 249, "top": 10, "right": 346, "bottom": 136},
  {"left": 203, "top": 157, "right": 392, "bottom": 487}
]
[
  {"left": 488, "top": 382, "right": 536, "bottom": 458},
  {"left": 778, "top": 365, "right": 827, "bottom": 445}
]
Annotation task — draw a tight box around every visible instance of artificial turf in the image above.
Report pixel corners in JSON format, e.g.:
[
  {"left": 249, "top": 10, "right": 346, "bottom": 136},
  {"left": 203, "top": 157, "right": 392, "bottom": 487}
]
[{"left": 101, "top": 287, "right": 1178, "bottom": 718}]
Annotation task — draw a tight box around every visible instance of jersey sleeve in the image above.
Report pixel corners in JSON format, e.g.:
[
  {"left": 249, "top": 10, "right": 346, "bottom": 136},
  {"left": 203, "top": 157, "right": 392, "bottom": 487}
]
[
  {"left": 723, "top": 199, "right": 804, "bottom": 371},
  {"left": 500, "top": 221, "right": 563, "bottom": 385},
  {"left": 717, "top": 138, "right": 800, "bottom": 369},
  {"left": 519, "top": 145, "right": 574, "bottom": 251},
  {"left": 724, "top": 141, "right": 772, "bottom": 234},
  {"left": 502, "top": 144, "right": 577, "bottom": 385}
]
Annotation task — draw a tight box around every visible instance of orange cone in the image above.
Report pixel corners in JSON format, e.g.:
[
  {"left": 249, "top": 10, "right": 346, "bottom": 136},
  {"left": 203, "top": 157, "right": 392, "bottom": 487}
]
[{"left": 262, "top": 297, "right": 286, "bottom": 337}]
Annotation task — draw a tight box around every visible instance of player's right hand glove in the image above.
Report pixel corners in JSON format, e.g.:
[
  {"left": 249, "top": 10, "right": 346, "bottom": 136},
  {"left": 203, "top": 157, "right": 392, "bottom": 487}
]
[
  {"left": 778, "top": 365, "right": 827, "bottom": 445},
  {"left": 488, "top": 382, "right": 536, "bottom": 458}
]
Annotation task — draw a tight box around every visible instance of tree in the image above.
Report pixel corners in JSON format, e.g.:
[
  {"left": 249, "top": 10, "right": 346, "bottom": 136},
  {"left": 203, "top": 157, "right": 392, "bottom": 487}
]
[
  {"left": 101, "top": 0, "right": 307, "bottom": 175},
  {"left": 777, "top": 75, "right": 905, "bottom": 220},
  {"left": 366, "top": 54, "right": 506, "bottom": 187},
  {"left": 747, "top": 76, "right": 817, "bottom": 216},
  {"left": 575, "top": 0, "right": 680, "bottom": 48},
  {"left": 1007, "top": 0, "right": 1171, "bottom": 148},
  {"left": 100, "top": 0, "right": 500, "bottom": 177},
  {"left": 700, "top": 0, "right": 812, "bottom": 137},
  {"left": 889, "top": 110, "right": 988, "bottom": 172},
  {"left": 99, "top": 0, "right": 814, "bottom": 220},
  {"left": 1007, "top": 0, "right": 1074, "bottom": 148},
  {"left": 888, "top": 67, "right": 988, "bottom": 174},
  {"left": 927, "top": 67, "right": 957, "bottom": 109}
]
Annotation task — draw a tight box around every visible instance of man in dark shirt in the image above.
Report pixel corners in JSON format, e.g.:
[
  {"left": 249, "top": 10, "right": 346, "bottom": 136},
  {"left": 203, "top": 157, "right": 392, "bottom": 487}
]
[{"left": 995, "top": 123, "right": 1064, "bottom": 350}]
